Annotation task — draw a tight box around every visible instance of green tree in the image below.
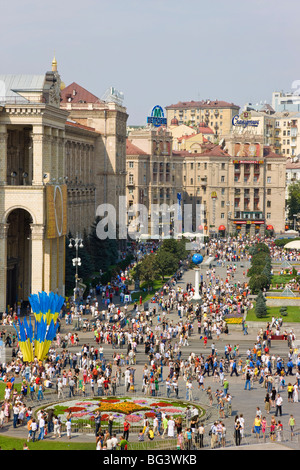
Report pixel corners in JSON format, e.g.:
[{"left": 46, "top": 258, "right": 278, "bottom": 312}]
[
  {"left": 160, "top": 238, "right": 187, "bottom": 261},
  {"left": 154, "top": 250, "right": 178, "bottom": 280},
  {"left": 87, "top": 218, "right": 118, "bottom": 273},
  {"left": 138, "top": 253, "right": 159, "bottom": 289},
  {"left": 249, "top": 274, "right": 269, "bottom": 294},
  {"left": 287, "top": 181, "right": 300, "bottom": 222},
  {"left": 255, "top": 291, "right": 267, "bottom": 318}
]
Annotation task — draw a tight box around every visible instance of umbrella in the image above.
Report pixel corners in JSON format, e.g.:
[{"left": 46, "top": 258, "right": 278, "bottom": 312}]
[{"left": 284, "top": 240, "right": 300, "bottom": 250}]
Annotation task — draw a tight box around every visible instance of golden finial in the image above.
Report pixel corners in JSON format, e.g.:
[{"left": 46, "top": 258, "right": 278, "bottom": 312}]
[{"left": 52, "top": 53, "right": 57, "bottom": 72}]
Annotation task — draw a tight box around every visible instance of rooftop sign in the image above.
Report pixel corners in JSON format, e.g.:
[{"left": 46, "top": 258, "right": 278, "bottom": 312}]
[
  {"left": 147, "top": 105, "right": 167, "bottom": 127},
  {"left": 232, "top": 111, "right": 259, "bottom": 128}
]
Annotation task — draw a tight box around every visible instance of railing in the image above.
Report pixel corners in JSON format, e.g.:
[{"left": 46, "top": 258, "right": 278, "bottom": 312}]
[{"left": 0, "top": 96, "right": 46, "bottom": 105}]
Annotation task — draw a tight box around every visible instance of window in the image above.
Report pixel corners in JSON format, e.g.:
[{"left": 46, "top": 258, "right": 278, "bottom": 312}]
[
  {"left": 221, "top": 163, "right": 225, "bottom": 170},
  {"left": 267, "top": 164, "right": 271, "bottom": 170},
  {"left": 221, "top": 176, "right": 225, "bottom": 182},
  {"left": 267, "top": 201, "right": 271, "bottom": 208},
  {"left": 190, "top": 178, "right": 193, "bottom": 185},
  {"left": 128, "top": 161, "right": 134, "bottom": 168},
  {"left": 267, "top": 189, "right": 271, "bottom": 195},
  {"left": 267, "top": 213, "right": 271, "bottom": 219},
  {"left": 221, "top": 201, "right": 225, "bottom": 208},
  {"left": 221, "top": 213, "right": 225, "bottom": 219},
  {"left": 191, "top": 163, "right": 194, "bottom": 170},
  {"left": 221, "top": 188, "right": 225, "bottom": 195},
  {"left": 267, "top": 177, "right": 271, "bottom": 183}
]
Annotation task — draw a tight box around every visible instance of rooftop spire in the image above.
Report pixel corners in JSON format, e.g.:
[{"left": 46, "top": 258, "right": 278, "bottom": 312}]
[{"left": 52, "top": 53, "right": 57, "bottom": 72}]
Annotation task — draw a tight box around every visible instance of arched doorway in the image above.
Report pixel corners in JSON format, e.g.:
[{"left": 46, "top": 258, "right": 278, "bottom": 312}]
[{"left": 6, "top": 209, "right": 33, "bottom": 311}]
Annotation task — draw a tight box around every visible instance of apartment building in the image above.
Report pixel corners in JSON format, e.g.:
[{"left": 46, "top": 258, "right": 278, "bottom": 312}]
[
  {"left": 165, "top": 99, "right": 240, "bottom": 138},
  {"left": 126, "top": 129, "right": 286, "bottom": 239}
]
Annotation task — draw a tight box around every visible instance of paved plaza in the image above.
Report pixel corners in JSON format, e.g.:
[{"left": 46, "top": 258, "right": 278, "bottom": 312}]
[{"left": 1, "top": 258, "right": 300, "bottom": 451}]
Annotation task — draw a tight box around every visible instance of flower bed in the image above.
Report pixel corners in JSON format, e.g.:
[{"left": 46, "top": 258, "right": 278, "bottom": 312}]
[{"left": 43, "top": 397, "right": 205, "bottom": 427}]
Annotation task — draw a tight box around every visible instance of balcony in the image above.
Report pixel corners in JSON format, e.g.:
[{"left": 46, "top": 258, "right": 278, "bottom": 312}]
[{"left": 240, "top": 211, "right": 263, "bottom": 220}]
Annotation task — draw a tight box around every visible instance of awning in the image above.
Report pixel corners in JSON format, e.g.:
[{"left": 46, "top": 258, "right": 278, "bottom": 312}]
[
  {"left": 266, "top": 225, "right": 274, "bottom": 230},
  {"left": 218, "top": 225, "right": 226, "bottom": 231}
]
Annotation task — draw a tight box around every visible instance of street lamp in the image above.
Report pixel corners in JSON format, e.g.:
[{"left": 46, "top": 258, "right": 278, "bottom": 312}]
[
  {"left": 293, "top": 214, "right": 298, "bottom": 231},
  {"left": 68, "top": 234, "right": 84, "bottom": 316}
]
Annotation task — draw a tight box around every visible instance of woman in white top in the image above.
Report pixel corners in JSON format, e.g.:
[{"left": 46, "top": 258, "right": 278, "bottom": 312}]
[{"left": 293, "top": 383, "right": 299, "bottom": 402}]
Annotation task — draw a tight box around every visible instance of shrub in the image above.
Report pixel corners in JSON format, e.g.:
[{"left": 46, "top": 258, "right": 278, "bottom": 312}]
[{"left": 255, "top": 291, "right": 267, "bottom": 318}]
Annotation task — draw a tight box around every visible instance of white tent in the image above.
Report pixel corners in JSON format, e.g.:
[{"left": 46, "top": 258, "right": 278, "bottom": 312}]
[{"left": 284, "top": 240, "right": 300, "bottom": 250}]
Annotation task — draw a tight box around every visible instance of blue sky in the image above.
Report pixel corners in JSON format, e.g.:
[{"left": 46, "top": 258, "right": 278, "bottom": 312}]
[{"left": 1, "top": 0, "right": 299, "bottom": 124}]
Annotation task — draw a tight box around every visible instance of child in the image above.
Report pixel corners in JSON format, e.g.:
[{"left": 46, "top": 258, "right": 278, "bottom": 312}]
[{"left": 276, "top": 421, "right": 283, "bottom": 442}]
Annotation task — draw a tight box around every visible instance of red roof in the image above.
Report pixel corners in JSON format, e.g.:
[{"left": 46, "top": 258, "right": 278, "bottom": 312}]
[
  {"left": 200, "top": 145, "right": 230, "bottom": 157},
  {"left": 126, "top": 140, "right": 147, "bottom": 156},
  {"left": 177, "top": 133, "right": 210, "bottom": 144},
  {"left": 66, "top": 120, "right": 97, "bottom": 133},
  {"left": 61, "top": 82, "right": 103, "bottom": 104},
  {"left": 166, "top": 99, "right": 240, "bottom": 110},
  {"left": 198, "top": 125, "right": 214, "bottom": 134},
  {"left": 263, "top": 146, "right": 284, "bottom": 158}
]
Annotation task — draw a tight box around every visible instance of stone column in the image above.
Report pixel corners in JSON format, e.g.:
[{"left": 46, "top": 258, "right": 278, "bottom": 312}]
[
  {"left": 31, "top": 126, "right": 44, "bottom": 186},
  {"left": 43, "top": 238, "right": 51, "bottom": 294},
  {"left": 58, "top": 130, "right": 65, "bottom": 181},
  {"left": 30, "top": 224, "right": 44, "bottom": 294},
  {"left": 0, "top": 125, "right": 8, "bottom": 185}
]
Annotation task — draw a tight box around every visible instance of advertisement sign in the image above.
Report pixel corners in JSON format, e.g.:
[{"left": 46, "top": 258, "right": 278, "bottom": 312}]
[
  {"left": 46, "top": 184, "right": 68, "bottom": 238},
  {"left": 147, "top": 105, "right": 167, "bottom": 127},
  {"left": 232, "top": 111, "right": 259, "bottom": 128}
]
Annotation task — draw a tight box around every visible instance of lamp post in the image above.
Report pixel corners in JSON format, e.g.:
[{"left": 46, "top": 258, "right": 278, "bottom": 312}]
[
  {"left": 293, "top": 214, "right": 298, "bottom": 231},
  {"left": 68, "top": 234, "right": 84, "bottom": 316}
]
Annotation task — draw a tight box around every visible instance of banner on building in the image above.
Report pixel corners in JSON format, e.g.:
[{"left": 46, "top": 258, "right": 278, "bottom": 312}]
[{"left": 46, "top": 184, "right": 68, "bottom": 238}]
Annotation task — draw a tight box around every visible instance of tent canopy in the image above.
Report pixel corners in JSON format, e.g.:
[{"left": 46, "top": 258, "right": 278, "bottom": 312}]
[{"left": 284, "top": 240, "right": 300, "bottom": 250}]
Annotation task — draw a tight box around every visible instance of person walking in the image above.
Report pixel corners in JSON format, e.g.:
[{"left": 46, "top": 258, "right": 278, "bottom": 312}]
[
  {"left": 275, "top": 394, "right": 283, "bottom": 417},
  {"left": 123, "top": 418, "right": 131, "bottom": 441},
  {"left": 244, "top": 369, "right": 251, "bottom": 390},
  {"left": 288, "top": 415, "right": 295, "bottom": 440},
  {"left": 234, "top": 416, "right": 241, "bottom": 446}
]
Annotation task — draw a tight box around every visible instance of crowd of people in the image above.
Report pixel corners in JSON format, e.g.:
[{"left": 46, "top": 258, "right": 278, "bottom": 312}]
[{"left": 0, "top": 236, "right": 299, "bottom": 450}]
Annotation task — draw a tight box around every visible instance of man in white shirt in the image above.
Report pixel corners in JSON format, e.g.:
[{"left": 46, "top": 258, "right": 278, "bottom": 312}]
[
  {"left": 38, "top": 415, "right": 45, "bottom": 440},
  {"left": 110, "top": 433, "right": 118, "bottom": 450},
  {"left": 275, "top": 394, "right": 283, "bottom": 416}
]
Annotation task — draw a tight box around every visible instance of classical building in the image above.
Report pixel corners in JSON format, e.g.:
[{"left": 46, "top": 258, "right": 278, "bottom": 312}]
[
  {"left": 0, "top": 64, "right": 69, "bottom": 311},
  {"left": 60, "top": 82, "right": 128, "bottom": 223},
  {"left": 0, "top": 58, "right": 128, "bottom": 312},
  {"left": 165, "top": 99, "right": 240, "bottom": 138}
]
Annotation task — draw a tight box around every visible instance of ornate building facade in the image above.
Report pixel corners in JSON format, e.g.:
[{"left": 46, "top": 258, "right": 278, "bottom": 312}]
[{"left": 0, "top": 59, "right": 128, "bottom": 312}]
